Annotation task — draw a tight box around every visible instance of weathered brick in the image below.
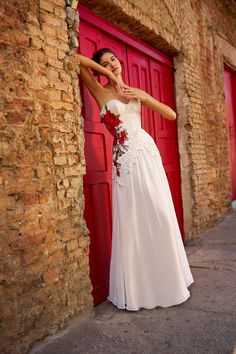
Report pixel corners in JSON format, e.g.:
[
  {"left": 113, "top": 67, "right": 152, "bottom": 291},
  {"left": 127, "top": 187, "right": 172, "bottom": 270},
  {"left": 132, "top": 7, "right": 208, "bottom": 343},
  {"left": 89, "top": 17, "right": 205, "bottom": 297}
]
[
  {"left": 59, "top": 71, "right": 72, "bottom": 82},
  {"left": 39, "top": 0, "right": 54, "bottom": 13},
  {"left": 54, "top": 6, "right": 67, "bottom": 20},
  {"left": 66, "top": 239, "right": 78, "bottom": 251},
  {"left": 64, "top": 165, "right": 80, "bottom": 177},
  {"left": 41, "top": 23, "right": 57, "bottom": 37},
  {"left": 42, "top": 267, "right": 60, "bottom": 284},
  {"left": 50, "top": 101, "right": 73, "bottom": 110},
  {"left": 48, "top": 90, "right": 61, "bottom": 101},
  {"left": 6, "top": 111, "right": 26, "bottom": 124},
  {"left": 6, "top": 98, "right": 35, "bottom": 111},
  {"left": 53, "top": 155, "right": 67, "bottom": 165},
  {"left": 57, "top": 189, "right": 65, "bottom": 199},
  {"left": 44, "top": 45, "right": 58, "bottom": 59},
  {"left": 46, "top": 67, "right": 59, "bottom": 81},
  {"left": 27, "top": 12, "right": 40, "bottom": 25},
  {"left": 57, "top": 28, "right": 69, "bottom": 42},
  {"left": 63, "top": 178, "right": 70, "bottom": 188},
  {"left": 47, "top": 57, "right": 64, "bottom": 70},
  {"left": 66, "top": 188, "right": 78, "bottom": 198},
  {"left": 62, "top": 91, "right": 74, "bottom": 102},
  {"left": 42, "top": 13, "right": 66, "bottom": 28},
  {"left": 67, "top": 155, "right": 79, "bottom": 165},
  {"left": 58, "top": 198, "right": 71, "bottom": 210},
  {"left": 10, "top": 232, "right": 47, "bottom": 250},
  {"left": 20, "top": 192, "right": 38, "bottom": 206},
  {"left": 27, "top": 24, "right": 44, "bottom": 39},
  {"left": 70, "top": 177, "right": 81, "bottom": 188},
  {"left": 47, "top": 251, "right": 64, "bottom": 266}
]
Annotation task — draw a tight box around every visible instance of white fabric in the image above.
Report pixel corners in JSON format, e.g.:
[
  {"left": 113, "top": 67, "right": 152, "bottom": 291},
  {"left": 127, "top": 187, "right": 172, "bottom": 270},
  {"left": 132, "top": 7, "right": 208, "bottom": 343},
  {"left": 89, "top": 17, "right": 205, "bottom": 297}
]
[{"left": 100, "top": 99, "right": 194, "bottom": 311}]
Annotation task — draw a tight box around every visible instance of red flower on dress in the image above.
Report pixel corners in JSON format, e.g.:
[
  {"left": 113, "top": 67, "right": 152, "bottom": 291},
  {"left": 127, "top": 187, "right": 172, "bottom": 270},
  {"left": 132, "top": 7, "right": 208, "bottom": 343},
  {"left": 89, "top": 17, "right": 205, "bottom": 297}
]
[{"left": 101, "top": 106, "right": 129, "bottom": 177}]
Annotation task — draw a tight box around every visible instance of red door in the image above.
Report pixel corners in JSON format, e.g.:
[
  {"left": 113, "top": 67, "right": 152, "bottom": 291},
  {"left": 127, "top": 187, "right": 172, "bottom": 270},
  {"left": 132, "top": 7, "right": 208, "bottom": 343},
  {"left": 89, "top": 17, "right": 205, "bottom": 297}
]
[
  {"left": 127, "top": 48, "right": 183, "bottom": 232},
  {"left": 79, "top": 21, "right": 129, "bottom": 305},
  {"left": 224, "top": 65, "right": 236, "bottom": 200},
  {"left": 79, "top": 5, "right": 184, "bottom": 304},
  {"left": 80, "top": 23, "right": 112, "bottom": 304}
]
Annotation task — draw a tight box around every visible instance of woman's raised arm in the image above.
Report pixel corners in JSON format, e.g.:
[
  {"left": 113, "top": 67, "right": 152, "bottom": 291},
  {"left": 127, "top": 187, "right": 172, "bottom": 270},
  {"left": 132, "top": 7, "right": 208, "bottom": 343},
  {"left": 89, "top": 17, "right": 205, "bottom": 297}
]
[{"left": 74, "top": 54, "right": 123, "bottom": 100}]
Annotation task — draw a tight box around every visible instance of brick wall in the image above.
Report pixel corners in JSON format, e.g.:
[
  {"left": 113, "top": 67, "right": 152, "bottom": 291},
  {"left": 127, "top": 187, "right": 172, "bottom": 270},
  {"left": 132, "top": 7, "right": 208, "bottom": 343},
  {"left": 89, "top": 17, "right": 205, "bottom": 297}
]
[
  {"left": 0, "top": 1, "right": 92, "bottom": 353},
  {"left": 1, "top": 0, "right": 236, "bottom": 353}
]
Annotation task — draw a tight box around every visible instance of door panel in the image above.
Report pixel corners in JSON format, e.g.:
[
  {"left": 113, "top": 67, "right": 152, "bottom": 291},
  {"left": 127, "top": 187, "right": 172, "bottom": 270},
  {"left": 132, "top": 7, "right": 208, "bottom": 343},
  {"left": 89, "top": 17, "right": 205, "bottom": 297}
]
[
  {"left": 150, "top": 60, "right": 183, "bottom": 230},
  {"left": 224, "top": 66, "right": 236, "bottom": 199},
  {"left": 80, "top": 21, "right": 129, "bottom": 304},
  {"left": 127, "top": 48, "right": 154, "bottom": 138},
  {"left": 80, "top": 21, "right": 113, "bottom": 304},
  {"left": 127, "top": 48, "right": 183, "bottom": 233}
]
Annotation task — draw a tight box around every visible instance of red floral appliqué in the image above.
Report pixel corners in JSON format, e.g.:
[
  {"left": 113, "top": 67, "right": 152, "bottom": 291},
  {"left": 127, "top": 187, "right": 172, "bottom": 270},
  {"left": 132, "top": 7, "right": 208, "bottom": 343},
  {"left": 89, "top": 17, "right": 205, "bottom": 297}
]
[{"left": 101, "top": 106, "right": 128, "bottom": 177}]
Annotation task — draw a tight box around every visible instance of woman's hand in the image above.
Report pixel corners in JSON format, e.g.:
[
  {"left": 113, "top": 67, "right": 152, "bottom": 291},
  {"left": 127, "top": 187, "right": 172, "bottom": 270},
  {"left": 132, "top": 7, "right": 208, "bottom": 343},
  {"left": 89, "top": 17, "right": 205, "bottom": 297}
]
[
  {"left": 118, "top": 85, "right": 148, "bottom": 102},
  {"left": 107, "top": 72, "right": 126, "bottom": 92},
  {"left": 119, "top": 85, "right": 176, "bottom": 120}
]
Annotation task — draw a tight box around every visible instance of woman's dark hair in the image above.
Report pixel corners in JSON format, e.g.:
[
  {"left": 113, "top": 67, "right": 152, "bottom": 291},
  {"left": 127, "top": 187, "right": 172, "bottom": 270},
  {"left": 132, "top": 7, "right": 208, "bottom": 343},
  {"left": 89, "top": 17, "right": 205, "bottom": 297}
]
[{"left": 91, "top": 48, "right": 117, "bottom": 76}]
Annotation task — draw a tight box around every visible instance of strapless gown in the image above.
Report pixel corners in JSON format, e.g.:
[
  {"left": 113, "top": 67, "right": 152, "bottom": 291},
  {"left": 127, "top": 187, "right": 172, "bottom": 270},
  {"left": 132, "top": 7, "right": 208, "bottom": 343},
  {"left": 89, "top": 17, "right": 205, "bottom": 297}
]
[{"left": 100, "top": 98, "right": 194, "bottom": 311}]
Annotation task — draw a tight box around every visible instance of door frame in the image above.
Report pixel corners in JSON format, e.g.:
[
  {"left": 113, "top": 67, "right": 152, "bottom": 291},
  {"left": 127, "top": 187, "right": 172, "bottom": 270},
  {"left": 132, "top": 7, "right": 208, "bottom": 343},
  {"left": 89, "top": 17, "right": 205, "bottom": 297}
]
[{"left": 78, "top": 5, "right": 173, "bottom": 68}]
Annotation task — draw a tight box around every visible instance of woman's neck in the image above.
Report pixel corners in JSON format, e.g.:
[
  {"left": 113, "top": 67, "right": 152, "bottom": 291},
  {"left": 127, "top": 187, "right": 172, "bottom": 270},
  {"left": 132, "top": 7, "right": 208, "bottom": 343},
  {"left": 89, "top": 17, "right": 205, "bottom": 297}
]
[{"left": 108, "top": 74, "right": 125, "bottom": 87}]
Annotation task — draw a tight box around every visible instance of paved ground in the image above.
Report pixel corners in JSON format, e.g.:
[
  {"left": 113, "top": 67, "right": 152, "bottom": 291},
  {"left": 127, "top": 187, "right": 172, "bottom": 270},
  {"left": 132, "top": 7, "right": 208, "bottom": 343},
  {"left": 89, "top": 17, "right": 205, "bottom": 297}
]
[{"left": 30, "top": 210, "right": 236, "bottom": 354}]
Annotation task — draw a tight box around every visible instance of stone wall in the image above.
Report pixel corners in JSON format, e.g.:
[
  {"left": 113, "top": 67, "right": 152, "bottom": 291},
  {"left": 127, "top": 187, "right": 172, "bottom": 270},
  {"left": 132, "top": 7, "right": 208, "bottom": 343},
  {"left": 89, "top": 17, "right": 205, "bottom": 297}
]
[
  {"left": 0, "top": 1, "right": 92, "bottom": 353},
  {"left": 1, "top": 0, "right": 236, "bottom": 353}
]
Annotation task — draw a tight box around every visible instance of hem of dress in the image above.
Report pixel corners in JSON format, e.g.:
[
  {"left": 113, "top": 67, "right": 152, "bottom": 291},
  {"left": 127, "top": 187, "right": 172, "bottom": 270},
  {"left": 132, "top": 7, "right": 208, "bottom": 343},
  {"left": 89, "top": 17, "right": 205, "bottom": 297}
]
[
  {"left": 107, "top": 289, "right": 192, "bottom": 312},
  {"left": 186, "top": 278, "right": 194, "bottom": 288}
]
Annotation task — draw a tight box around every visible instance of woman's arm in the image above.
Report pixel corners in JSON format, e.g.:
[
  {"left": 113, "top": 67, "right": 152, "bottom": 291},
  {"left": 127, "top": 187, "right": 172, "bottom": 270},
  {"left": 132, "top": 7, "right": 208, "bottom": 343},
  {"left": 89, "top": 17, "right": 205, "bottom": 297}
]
[
  {"left": 119, "top": 85, "right": 176, "bottom": 120},
  {"left": 71, "top": 54, "right": 123, "bottom": 105},
  {"left": 78, "top": 54, "right": 114, "bottom": 78}
]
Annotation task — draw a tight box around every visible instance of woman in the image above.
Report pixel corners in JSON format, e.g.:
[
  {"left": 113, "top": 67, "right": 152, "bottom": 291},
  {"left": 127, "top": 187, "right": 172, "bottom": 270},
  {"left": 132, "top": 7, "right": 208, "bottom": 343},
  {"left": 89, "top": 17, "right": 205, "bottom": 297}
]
[{"left": 76, "top": 48, "right": 194, "bottom": 311}]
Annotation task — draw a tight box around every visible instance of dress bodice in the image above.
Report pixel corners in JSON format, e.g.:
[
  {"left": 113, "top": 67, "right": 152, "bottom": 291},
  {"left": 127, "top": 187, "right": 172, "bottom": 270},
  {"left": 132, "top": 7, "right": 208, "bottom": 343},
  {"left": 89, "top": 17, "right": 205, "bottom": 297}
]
[
  {"left": 100, "top": 99, "right": 142, "bottom": 133},
  {"left": 100, "top": 99, "right": 159, "bottom": 185}
]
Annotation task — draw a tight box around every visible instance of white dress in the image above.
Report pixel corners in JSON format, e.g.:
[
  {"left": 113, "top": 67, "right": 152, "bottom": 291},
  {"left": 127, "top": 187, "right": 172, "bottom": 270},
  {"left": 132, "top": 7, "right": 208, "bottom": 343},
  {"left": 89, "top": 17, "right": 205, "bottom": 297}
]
[{"left": 100, "top": 98, "right": 194, "bottom": 311}]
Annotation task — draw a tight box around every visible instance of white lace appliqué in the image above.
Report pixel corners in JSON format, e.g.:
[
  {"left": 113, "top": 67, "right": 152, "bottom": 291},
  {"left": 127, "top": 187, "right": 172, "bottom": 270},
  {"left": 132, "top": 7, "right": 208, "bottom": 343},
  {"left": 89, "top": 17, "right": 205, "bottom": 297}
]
[{"left": 112, "top": 128, "right": 159, "bottom": 186}]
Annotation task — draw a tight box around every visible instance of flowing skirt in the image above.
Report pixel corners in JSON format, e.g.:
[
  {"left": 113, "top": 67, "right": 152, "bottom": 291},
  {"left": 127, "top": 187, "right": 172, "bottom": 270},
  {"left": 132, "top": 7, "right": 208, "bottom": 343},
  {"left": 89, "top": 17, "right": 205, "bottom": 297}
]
[{"left": 108, "top": 148, "right": 194, "bottom": 311}]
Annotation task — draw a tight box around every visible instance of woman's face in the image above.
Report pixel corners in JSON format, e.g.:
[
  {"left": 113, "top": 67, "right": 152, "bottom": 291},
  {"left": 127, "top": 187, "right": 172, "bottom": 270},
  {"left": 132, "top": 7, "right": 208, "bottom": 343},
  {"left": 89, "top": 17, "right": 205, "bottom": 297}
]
[{"left": 100, "top": 52, "right": 122, "bottom": 76}]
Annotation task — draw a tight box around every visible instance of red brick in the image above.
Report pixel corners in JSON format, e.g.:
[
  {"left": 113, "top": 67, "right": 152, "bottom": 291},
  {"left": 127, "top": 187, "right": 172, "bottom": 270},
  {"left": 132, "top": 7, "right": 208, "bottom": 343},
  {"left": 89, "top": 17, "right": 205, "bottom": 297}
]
[
  {"left": 42, "top": 267, "right": 60, "bottom": 284},
  {"left": 19, "top": 192, "right": 38, "bottom": 206},
  {"left": 6, "top": 112, "right": 26, "bottom": 124},
  {"left": 10, "top": 232, "right": 47, "bottom": 250},
  {"left": 22, "top": 248, "right": 44, "bottom": 265},
  {"left": 6, "top": 98, "right": 35, "bottom": 111},
  {"left": 47, "top": 251, "right": 64, "bottom": 267}
]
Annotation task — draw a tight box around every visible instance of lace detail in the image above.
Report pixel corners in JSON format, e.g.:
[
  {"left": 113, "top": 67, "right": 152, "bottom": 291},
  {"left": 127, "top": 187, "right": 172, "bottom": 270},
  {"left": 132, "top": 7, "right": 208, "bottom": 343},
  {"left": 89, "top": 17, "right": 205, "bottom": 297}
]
[
  {"left": 100, "top": 98, "right": 160, "bottom": 186},
  {"left": 112, "top": 128, "right": 160, "bottom": 186}
]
